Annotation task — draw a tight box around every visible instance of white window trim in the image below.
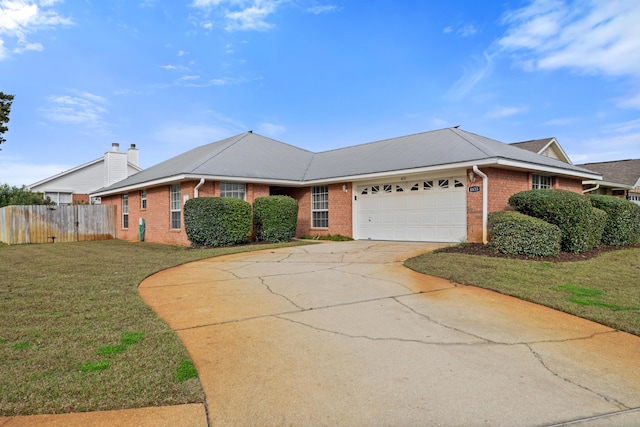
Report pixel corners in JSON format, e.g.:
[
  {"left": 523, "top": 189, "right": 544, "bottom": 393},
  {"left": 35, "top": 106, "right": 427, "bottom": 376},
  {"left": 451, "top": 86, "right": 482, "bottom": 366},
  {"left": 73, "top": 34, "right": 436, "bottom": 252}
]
[
  {"left": 170, "top": 184, "right": 181, "bottom": 230},
  {"left": 220, "top": 182, "right": 246, "bottom": 200},
  {"left": 140, "top": 189, "right": 147, "bottom": 210},
  {"left": 311, "top": 185, "right": 329, "bottom": 228},
  {"left": 122, "top": 194, "right": 129, "bottom": 229},
  {"left": 532, "top": 174, "right": 553, "bottom": 190}
]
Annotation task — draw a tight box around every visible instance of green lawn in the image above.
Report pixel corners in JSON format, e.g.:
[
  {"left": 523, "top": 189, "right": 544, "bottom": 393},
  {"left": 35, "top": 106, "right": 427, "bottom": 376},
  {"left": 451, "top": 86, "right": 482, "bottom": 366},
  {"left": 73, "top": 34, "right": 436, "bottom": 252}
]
[
  {"left": 405, "top": 246, "right": 640, "bottom": 336},
  {"left": 0, "top": 239, "right": 309, "bottom": 416}
]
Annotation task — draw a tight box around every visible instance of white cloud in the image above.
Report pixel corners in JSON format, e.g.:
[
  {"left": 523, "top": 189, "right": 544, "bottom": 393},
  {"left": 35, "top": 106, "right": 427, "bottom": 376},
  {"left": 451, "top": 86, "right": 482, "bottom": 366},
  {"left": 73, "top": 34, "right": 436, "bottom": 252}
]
[
  {"left": 485, "top": 106, "right": 526, "bottom": 119},
  {"left": 458, "top": 24, "right": 478, "bottom": 37},
  {"left": 307, "top": 5, "right": 337, "bottom": 15},
  {"left": 225, "top": 3, "right": 276, "bottom": 31},
  {"left": 0, "top": 0, "right": 72, "bottom": 59},
  {"left": 257, "top": 122, "right": 285, "bottom": 136},
  {"left": 570, "top": 118, "right": 640, "bottom": 163},
  {"left": 615, "top": 90, "right": 640, "bottom": 110},
  {"left": 0, "top": 159, "right": 73, "bottom": 187},
  {"left": 40, "top": 90, "right": 110, "bottom": 129},
  {"left": 446, "top": 51, "right": 494, "bottom": 100},
  {"left": 442, "top": 26, "right": 452, "bottom": 34},
  {"left": 190, "top": 0, "right": 282, "bottom": 32},
  {"left": 542, "top": 116, "right": 579, "bottom": 126},
  {"left": 499, "top": 0, "right": 640, "bottom": 76}
]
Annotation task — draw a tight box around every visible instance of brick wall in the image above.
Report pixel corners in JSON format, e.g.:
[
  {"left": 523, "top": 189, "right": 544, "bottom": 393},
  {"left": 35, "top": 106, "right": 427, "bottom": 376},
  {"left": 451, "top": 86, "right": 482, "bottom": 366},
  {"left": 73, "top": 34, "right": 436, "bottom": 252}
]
[
  {"left": 272, "top": 183, "right": 353, "bottom": 238},
  {"left": 466, "top": 167, "right": 586, "bottom": 243},
  {"left": 103, "top": 171, "right": 586, "bottom": 246}
]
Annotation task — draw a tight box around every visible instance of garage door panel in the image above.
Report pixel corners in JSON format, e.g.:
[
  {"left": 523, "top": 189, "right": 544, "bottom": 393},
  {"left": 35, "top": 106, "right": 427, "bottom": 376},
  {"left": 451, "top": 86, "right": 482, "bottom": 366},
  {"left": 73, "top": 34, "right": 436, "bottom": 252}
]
[{"left": 357, "top": 176, "right": 466, "bottom": 243}]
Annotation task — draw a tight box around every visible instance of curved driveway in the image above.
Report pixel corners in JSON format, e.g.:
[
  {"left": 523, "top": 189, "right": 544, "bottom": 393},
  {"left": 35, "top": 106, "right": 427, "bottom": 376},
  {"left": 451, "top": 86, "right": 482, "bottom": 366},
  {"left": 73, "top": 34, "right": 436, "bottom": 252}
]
[{"left": 139, "top": 241, "right": 640, "bottom": 426}]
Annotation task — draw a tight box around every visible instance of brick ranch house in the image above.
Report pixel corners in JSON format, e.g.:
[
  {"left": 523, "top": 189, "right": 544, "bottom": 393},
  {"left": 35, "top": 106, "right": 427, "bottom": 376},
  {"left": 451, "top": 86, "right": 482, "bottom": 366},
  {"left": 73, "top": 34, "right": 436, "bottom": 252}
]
[{"left": 91, "top": 127, "right": 601, "bottom": 246}]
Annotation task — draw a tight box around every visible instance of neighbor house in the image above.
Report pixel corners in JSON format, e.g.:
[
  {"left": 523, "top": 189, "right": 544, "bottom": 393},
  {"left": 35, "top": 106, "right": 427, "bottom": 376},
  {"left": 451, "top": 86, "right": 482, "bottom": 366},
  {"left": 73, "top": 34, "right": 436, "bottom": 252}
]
[
  {"left": 576, "top": 159, "right": 640, "bottom": 205},
  {"left": 510, "top": 137, "right": 573, "bottom": 164},
  {"left": 511, "top": 138, "right": 640, "bottom": 203},
  {"left": 29, "top": 143, "right": 141, "bottom": 205},
  {"left": 90, "top": 128, "right": 601, "bottom": 246}
]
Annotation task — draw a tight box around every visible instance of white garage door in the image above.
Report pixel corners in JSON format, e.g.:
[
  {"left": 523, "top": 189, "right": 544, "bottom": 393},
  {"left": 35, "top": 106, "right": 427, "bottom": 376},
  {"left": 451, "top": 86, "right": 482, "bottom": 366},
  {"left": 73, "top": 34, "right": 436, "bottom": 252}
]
[{"left": 356, "top": 177, "right": 467, "bottom": 242}]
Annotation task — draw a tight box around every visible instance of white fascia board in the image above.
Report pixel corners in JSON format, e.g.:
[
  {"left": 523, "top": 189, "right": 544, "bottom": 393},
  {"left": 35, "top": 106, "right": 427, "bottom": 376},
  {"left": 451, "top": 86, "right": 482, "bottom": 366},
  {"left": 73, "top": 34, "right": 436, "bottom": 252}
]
[
  {"left": 540, "top": 138, "right": 573, "bottom": 164},
  {"left": 302, "top": 160, "right": 496, "bottom": 186},
  {"left": 583, "top": 180, "right": 634, "bottom": 190},
  {"left": 90, "top": 174, "right": 307, "bottom": 197},
  {"left": 495, "top": 159, "right": 602, "bottom": 180}
]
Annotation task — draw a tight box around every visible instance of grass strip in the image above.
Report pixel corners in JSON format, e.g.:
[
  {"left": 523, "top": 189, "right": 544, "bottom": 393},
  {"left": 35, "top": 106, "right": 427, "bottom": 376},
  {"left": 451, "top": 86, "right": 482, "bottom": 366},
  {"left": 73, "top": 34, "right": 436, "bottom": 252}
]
[{"left": 0, "top": 239, "right": 309, "bottom": 416}]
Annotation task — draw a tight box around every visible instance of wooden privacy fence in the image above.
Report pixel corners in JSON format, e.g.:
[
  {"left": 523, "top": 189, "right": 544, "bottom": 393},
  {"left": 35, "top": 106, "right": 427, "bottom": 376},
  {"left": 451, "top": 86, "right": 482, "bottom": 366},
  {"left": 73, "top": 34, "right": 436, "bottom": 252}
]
[{"left": 0, "top": 205, "right": 117, "bottom": 245}]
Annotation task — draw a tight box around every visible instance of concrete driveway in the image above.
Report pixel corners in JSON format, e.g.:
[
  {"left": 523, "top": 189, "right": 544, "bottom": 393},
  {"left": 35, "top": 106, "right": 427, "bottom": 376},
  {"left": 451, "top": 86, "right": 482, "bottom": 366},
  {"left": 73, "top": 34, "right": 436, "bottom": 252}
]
[{"left": 139, "top": 241, "right": 640, "bottom": 427}]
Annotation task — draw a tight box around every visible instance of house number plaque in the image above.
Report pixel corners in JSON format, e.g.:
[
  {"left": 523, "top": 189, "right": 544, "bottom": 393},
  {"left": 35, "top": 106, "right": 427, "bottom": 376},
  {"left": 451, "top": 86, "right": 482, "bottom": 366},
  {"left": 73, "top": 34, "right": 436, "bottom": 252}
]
[{"left": 468, "top": 186, "right": 481, "bottom": 193}]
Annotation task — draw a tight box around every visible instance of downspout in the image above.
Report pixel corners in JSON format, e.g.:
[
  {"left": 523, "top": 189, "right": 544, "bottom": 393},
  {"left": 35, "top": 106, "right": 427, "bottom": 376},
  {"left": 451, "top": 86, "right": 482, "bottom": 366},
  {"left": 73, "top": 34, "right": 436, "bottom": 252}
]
[
  {"left": 582, "top": 184, "right": 600, "bottom": 194},
  {"left": 194, "top": 178, "right": 205, "bottom": 198},
  {"left": 473, "top": 165, "right": 488, "bottom": 244}
]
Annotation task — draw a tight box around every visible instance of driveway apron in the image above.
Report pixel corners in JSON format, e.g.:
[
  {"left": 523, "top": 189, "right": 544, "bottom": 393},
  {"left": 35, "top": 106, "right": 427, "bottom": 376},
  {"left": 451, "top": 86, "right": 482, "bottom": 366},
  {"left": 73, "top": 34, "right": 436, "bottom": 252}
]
[{"left": 139, "top": 241, "right": 640, "bottom": 427}]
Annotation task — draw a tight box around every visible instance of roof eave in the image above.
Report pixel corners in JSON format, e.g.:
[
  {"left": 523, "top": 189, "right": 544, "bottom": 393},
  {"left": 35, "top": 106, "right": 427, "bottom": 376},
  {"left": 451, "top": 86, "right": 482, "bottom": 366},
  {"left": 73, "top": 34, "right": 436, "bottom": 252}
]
[{"left": 582, "top": 180, "right": 634, "bottom": 190}]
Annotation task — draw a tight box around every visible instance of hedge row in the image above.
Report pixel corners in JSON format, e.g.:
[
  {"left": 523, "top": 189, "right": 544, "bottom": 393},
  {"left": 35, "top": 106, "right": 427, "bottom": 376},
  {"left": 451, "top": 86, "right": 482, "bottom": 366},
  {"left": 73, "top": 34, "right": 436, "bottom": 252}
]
[
  {"left": 184, "top": 195, "right": 298, "bottom": 247},
  {"left": 588, "top": 194, "right": 640, "bottom": 246},
  {"left": 490, "top": 190, "right": 640, "bottom": 256},
  {"left": 488, "top": 211, "right": 562, "bottom": 257}
]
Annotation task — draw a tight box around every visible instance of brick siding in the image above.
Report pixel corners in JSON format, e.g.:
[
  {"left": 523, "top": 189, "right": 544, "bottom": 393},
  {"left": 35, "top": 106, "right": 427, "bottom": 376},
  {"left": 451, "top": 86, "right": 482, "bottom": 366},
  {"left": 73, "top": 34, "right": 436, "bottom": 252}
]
[{"left": 103, "top": 172, "right": 585, "bottom": 246}]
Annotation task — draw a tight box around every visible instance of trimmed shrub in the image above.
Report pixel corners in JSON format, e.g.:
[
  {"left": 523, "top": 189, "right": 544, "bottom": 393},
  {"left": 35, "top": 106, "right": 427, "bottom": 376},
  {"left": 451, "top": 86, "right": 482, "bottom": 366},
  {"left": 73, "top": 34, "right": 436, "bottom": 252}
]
[
  {"left": 509, "top": 190, "right": 597, "bottom": 253},
  {"left": 254, "top": 196, "right": 299, "bottom": 243},
  {"left": 588, "top": 195, "right": 640, "bottom": 246},
  {"left": 587, "top": 207, "right": 607, "bottom": 249},
  {"left": 184, "top": 197, "right": 252, "bottom": 247},
  {"left": 488, "top": 211, "right": 562, "bottom": 257}
]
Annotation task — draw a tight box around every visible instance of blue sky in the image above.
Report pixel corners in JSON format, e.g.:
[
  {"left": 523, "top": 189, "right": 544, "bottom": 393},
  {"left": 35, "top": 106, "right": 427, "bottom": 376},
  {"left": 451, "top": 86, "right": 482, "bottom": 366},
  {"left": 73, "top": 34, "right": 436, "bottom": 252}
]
[{"left": 1, "top": 0, "right": 640, "bottom": 187}]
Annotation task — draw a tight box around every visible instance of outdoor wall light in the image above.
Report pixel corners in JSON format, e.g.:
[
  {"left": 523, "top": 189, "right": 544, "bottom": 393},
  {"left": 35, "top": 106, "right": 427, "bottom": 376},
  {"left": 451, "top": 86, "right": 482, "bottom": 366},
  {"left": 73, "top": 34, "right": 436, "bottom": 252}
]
[
  {"left": 342, "top": 184, "right": 348, "bottom": 192},
  {"left": 468, "top": 171, "right": 476, "bottom": 182}
]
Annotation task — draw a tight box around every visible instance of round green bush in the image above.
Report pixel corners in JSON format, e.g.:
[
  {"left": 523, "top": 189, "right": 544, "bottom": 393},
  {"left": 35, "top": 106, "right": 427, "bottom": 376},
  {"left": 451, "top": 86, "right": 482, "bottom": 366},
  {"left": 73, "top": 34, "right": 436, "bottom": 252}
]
[
  {"left": 184, "top": 197, "right": 252, "bottom": 247},
  {"left": 488, "top": 210, "right": 562, "bottom": 257},
  {"left": 509, "top": 190, "right": 600, "bottom": 253},
  {"left": 588, "top": 195, "right": 640, "bottom": 246},
  {"left": 254, "top": 196, "right": 299, "bottom": 243}
]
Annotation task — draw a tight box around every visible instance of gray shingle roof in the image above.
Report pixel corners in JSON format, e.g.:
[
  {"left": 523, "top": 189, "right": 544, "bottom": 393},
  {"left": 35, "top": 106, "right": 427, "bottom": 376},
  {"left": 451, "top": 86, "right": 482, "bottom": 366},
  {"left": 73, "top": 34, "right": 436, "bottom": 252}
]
[
  {"left": 93, "top": 128, "right": 600, "bottom": 195},
  {"left": 577, "top": 159, "right": 640, "bottom": 187},
  {"left": 510, "top": 138, "right": 555, "bottom": 154}
]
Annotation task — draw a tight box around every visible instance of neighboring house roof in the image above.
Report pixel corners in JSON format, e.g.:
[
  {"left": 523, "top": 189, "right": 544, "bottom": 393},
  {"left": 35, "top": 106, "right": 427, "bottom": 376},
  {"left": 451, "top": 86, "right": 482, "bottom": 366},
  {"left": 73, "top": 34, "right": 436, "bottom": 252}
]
[
  {"left": 92, "top": 128, "right": 602, "bottom": 197},
  {"left": 510, "top": 137, "right": 572, "bottom": 164},
  {"left": 30, "top": 144, "right": 142, "bottom": 195},
  {"left": 577, "top": 159, "right": 640, "bottom": 189},
  {"left": 29, "top": 157, "right": 105, "bottom": 193}
]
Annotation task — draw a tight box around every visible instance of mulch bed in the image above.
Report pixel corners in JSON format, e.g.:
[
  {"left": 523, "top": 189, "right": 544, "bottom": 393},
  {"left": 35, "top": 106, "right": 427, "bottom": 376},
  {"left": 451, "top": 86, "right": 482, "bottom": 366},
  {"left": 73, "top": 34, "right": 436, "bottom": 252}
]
[{"left": 436, "top": 243, "right": 640, "bottom": 263}]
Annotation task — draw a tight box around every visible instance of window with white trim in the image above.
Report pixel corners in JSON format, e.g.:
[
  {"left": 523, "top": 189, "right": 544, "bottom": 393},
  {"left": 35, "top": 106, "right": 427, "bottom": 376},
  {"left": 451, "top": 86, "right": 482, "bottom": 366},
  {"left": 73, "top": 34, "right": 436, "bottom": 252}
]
[
  {"left": 311, "top": 185, "right": 328, "bottom": 228},
  {"left": 140, "top": 189, "right": 147, "bottom": 210},
  {"left": 44, "top": 191, "right": 72, "bottom": 205},
  {"left": 220, "top": 182, "right": 246, "bottom": 200},
  {"left": 122, "top": 194, "right": 129, "bottom": 229},
  {"left": 532, "top": 175, "right": 553, "bottom": 190},
  {"left": 170, "top": 184, "right": 181, "bottom": 229}
]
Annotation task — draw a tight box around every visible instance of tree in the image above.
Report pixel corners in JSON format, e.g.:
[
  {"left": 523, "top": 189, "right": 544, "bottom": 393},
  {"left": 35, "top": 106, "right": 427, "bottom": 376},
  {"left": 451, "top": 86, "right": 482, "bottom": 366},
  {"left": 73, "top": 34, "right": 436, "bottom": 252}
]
[
  {"left": 0, "top": 184, "right": 52, "bottom": 207},
  {"left": 0, "top": 92, "right": 15, "bottom": 146}
]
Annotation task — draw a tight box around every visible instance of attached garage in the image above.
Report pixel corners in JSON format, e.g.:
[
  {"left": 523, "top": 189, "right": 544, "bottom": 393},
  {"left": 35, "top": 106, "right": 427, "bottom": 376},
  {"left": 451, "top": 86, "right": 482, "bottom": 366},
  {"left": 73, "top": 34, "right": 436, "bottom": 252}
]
[{"left": 355, "top": 175, "right": 467, "bottom": 242}]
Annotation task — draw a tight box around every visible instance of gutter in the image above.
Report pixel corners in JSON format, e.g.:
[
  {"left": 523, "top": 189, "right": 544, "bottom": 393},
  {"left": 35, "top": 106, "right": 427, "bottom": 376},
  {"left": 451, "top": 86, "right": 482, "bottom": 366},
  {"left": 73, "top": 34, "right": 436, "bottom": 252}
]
[
  {"left": 473, "top": 165, "right": 488, "bottom": 244},
  {"left": 582, "top": 184, "right": 600, "bottom": 194},
  {"left": 194, "top": 178, "right": 205, "bottom": 198}
]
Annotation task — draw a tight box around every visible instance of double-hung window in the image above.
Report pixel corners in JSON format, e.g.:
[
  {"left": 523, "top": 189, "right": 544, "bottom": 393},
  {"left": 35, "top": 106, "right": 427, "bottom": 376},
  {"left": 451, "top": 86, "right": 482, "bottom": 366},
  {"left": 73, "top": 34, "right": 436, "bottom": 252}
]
[
  {"left": 170, "top": 184, "right": 181, "bottom": 229},
  {"left": 122, "top": 194, "right": 129, "bottom": 229},
  {"left": 220, "top": 182, "right": 246, "bottom": 200},
  {"left": 311, "top": 185, "right": 329, "bottom": 228},
  {"left": 140, "top": 189, "right": 147, "bottom": 210},
  {"left": 532, "top": 175, "right": 553, "bottom": 190}
]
